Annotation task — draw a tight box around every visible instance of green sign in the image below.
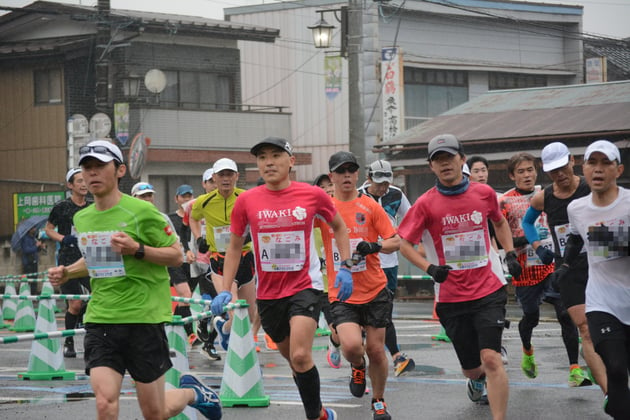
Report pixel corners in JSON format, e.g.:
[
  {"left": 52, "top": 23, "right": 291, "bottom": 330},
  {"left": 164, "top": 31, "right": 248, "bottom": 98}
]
[{"left": 13, "top": 191, "right": 65, "bottom": 226}]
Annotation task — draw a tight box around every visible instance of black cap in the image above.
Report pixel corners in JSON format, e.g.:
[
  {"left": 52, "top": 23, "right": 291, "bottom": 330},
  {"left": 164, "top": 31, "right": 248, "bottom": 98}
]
[
  {"left": 313, "top": 173, "right": 331, "bottom": 186},
  {"left": 250, "top": 137, "right": 293, "bottom": 156},
  {"left": 329, "top": 151, "right": 359, "bottom": 172}
]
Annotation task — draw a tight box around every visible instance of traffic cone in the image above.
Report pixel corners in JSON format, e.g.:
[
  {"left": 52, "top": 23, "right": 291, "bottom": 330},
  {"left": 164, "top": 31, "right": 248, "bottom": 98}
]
[
  {"left": 189, "top": 284, "right": 204, "bottom": 317},
  {"left": 2, "top": 281, "right": 18, "bottom": 321},
  {"left": 315, "top": 312, "right": 331, "bottom": 337},
  {"left": 17, "top": 285, "right": 75, "bottom": 380},
  {"left": 9, "top": 282, "right": 36, "bottom": 332},
  {"left": 165, "top": 315, "right": 197, "bottom": 420},
  {"left": 430, "top": 297, "right": 451, "bottom": 343},
  {"left": 220, "top": 300, "right": 270, "bottom": 407}
]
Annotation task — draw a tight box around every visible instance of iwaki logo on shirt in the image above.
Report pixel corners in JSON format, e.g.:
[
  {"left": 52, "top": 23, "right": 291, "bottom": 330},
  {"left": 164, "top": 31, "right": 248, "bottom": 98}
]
[
  {"left": 257, "top": 206, "right": 307, "bottom": 221},
  {"left": 442, "top": 210, "right": 483, "bottom": 227}
]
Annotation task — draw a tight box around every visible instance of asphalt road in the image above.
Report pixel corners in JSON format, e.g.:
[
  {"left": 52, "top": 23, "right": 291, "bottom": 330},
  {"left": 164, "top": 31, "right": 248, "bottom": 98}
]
[{"left": 0, "top": 300, "right": 609, "bottom": 419}]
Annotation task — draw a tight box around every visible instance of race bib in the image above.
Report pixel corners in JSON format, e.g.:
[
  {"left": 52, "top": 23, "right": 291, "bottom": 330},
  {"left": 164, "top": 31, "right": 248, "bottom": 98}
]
[
  {"left": 441, "top": 229, "right": 488, "bottom": 270},
  {"left": 332, "top": 237, "right": 367, "bottom": 273},
  {"left": 257, "top": 231, "right": 306, "bottom": 272},
  {"left": 78, "top": 231, "right": 126, "bottom": 278},
  {"left": 525, "top": 238, "right": 554, "bottom": 266},
  {"left": 213, "top": 225, "right": 231, "bottom": 252}
]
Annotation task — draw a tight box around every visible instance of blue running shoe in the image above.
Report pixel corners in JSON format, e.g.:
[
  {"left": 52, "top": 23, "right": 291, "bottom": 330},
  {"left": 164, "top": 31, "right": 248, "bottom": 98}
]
[
  {"left": 180, "top": 373, "right": 222, "bottom": 419},
  {"left": 324, "top": 407, "right": 337, "bottom": 420},
  {"left": 213, "top": 316, "right": 230, "bottom": 351}
]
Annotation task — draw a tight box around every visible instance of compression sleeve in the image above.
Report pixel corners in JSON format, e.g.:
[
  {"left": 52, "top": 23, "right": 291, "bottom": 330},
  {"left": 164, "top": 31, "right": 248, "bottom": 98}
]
[
  {"left": 522, "top": 206, "right": 542, "bottom": 245},
  {"left": 562, "top": 233, "right": 584, "bottom": 267}
]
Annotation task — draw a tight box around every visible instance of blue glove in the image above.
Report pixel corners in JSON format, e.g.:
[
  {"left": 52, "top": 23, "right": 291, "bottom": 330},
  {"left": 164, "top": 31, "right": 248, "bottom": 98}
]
[
  {"left": 61, "top": 234, "right": 77, "bottom": 247},
  {"left": 536, "top": 226, "right": 549, "bottom": 240},
  {"left": 211, "top": 291, "right": 232, "bottom": 315},
  {"left": 334, "top": 267, "right": 353, "bottom": 302},
  {"left": 535, "top": 246, "right": 555, "bottom": 265},
  {"left": 201, "top": 293, "right": 212, "bottom": 308}
]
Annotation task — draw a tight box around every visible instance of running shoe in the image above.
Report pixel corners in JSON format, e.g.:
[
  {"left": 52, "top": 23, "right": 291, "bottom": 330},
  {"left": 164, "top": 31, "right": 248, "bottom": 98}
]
[
  {"left": 500, "top": 345, "right": 508, "bottom": 365},
  {"left": 477, "top": 386, "right": 489, "bottom": 405},
  {"left": 264, "top": 333, "right": 278, "bottom": 351},
  {"left": 327, "top": 341, "right": 342, "bottom": 369},
  {"left": 64, "top": 338, "right": 76, "bottom": 358},
  {"left": 568, "top": 367, "right": 592, "bottom": 387},
  {"left": 322, "top": 407, "right": 337, "bottom": 420},
  {"left": 188, "top": 333, "right": 201, "bottom": 347},
  {"left": 349, "top": 357, "right": 367, "bottom": 397},
  {"left": 212, "top": 317, "right": 230, "bottom": 351},
  {"left": 521, "top": 350, "right": 538, "bottom": 378},
  {"left": 179, "top": 373, "right": 222, "bottom": 420},
  {"left": 372, "top": 399, "right": 391, "bottom": 420},
  {"left": 466, "top": 377, "right": 486, "bottom": 402},
  {"left": 393, "top": 353, "right": 415, "bottom": 377},
  {"left": 196, "top": 318, "right": 211, "bottom": 343},
  {"left": 200, "top": 343, "right": 221, "bottom": 361}
]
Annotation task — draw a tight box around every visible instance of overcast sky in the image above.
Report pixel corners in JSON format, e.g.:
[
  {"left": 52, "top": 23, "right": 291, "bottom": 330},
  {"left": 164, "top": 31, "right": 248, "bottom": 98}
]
[{"left": 1, "top": 0, "right": 628, "bottom": 39}]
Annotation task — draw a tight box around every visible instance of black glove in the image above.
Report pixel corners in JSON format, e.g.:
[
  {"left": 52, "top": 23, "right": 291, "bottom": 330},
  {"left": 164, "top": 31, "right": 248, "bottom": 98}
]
[
  {"left": 61, "top": 234, "right": 77, "bottom": 247},
  {"left": 549, "top": 264, "right": 569, "bottom": 291},
  {"left": 505, "top": 251, "right": 522, "bottom": 280},
  {"left": 197, "top": 237, "right": 209, "bottom": 254},
  {"left": 426, "top": 264, "right": 452, "bottom": 283},
  {"left": 356, "top": 241, "right": 382, "bottom": 256},
  {"left": 535, "top": 246, "right": 555, "bottom": 265}
]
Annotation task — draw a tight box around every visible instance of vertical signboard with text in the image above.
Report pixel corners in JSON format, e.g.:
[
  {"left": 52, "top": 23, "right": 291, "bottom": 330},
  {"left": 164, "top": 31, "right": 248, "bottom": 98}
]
[{"left": 381, "top": 47, "right": 404, "bottom": 143}]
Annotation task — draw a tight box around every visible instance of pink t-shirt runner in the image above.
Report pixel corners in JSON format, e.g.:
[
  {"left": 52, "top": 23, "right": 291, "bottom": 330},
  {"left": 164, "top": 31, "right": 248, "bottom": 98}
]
[
  {"left": 398, "top": 182, "right": 504, "bottom": 303},
  {"left": 230, "top": 182, "right": 337, "bottom": 300}
]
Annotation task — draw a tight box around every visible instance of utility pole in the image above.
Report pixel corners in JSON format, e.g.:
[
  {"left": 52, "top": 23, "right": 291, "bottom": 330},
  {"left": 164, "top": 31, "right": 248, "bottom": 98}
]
[
  {"left": 347, "top": 0, "right": 366, "bottom": 181},
  {"left": 95, "top": 0, "right": 111, "bottom": 111}
]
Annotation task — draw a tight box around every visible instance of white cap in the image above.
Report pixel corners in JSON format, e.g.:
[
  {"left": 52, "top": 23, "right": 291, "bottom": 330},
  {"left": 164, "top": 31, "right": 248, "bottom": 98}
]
[
  {"left": 78, "top": 139, "right": 123, "bottom": 165},
  {"left": 131, "top": 182, "right": 155, "bottom": 197},
  {"left": 584, "top": 139, "right": 621, "bottom": 162},
  {"left": 212, "top": 158, "right": 238, "bottom": 173},
  {"left": 462, "top": 163, "right": 471, "bottom": 176},
  {"left": 368, "top": 160, "right": 393, "bottom": 183},
  {"left": 541, "top": 142, "right": 570, "bottom": 172},
  {"left": 202, "top": 168, "right": 214, "bottom": 182},
  {"left": 65, "top": 168, "right": 82, "bottom": 183}
]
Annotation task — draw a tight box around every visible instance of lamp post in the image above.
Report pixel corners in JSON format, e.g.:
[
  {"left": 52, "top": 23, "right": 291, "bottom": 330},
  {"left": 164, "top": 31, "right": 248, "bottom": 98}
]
[{"left": 309, "top": 2, "right": 365, "bottom": 180}]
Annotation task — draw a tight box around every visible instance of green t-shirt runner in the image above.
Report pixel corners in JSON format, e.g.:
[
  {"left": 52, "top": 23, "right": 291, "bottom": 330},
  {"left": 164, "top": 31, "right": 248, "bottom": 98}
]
[{"left": 74, "top": 194, "right": 177, "bottom": 324}]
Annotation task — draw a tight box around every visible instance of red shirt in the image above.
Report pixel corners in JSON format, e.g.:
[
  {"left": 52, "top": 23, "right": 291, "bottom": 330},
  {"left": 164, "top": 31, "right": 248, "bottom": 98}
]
[
  {"left": 230, "top": 182, "right": 337, "bottom": 300},
  {"left": 398, "top": 183, "right": 504, "bottom": 303}
]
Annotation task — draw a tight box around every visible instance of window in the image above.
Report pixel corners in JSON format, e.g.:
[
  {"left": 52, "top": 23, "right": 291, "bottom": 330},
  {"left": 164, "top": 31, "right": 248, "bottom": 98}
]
[
  {"left": 489, "top": 72, "right": 547, "bottom": 90},
  {"left": 34, "top": 68, "right": 62, "bottom": 104},
  {"left": 403, "top": 68, "right": 468, "bottom": 129},
  {"left": 159, "top": 70, "right": 233, "bottom": 110}
]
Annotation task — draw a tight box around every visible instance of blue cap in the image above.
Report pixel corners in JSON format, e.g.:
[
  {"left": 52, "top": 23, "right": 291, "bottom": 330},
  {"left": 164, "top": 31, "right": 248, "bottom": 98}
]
[{"left": 176, "top": 184, "right": 194, "bottom": 196}]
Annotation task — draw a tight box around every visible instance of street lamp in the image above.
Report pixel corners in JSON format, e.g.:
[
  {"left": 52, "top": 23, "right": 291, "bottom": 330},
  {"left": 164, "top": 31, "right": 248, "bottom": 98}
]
[
  {"left": 308, "top": 3, "right": 365, "bottom": 180},
  {"left": 308, "top": 8, "right": 347, "bottom": 57}
]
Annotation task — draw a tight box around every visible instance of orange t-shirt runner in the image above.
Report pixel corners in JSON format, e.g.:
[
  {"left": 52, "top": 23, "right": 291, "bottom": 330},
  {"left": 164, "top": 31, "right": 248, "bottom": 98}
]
[{"left": 317, "top": 194, "right": 396, "bottom": 305}]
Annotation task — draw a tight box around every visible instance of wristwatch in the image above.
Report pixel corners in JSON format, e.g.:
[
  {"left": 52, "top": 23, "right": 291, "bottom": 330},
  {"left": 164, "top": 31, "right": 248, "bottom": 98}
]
[
  {"left": 134, "top": 242, "right": 145, "bottom": 260},
  {"left": 341, "top": 259, "right": 354, "bottom": 269}
]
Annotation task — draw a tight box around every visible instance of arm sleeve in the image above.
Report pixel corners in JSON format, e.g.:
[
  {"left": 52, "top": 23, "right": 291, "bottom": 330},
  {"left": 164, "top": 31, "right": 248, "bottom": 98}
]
[
  {"left": 522, "top": 206, "right": 542, "bottom": 244},
  {"left": 562, "top": 233, "right": 584, "bottom": 267}
]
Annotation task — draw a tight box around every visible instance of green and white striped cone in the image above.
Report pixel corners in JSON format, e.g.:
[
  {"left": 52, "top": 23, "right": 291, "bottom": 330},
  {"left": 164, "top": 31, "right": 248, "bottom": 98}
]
[
  {"left": 2, "top": 281, "right": 18, "bottom": 321},
  {"left": 165, "top": 315, "right": 197, "bottom": 420},
  {"left": 17, "top": 285, "right": 75, "bottom": 380},
  {"left": 9, "top": 282, "right": 36, "bottom": 332},
  {"left": 220, "top": 300, "right": 270, "bottom": 407},
  {"left": 189, "top": 285, "right": 204, "bottom": 317}
]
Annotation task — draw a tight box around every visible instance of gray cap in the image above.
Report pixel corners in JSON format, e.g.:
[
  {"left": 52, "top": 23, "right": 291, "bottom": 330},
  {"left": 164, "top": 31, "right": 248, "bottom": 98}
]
[
  {"left": 329, "top": 151, "right": 359, "bottom": 172},
  {"left": 250, "top": 137, "right": 293, "bottom": 156},
  {"left": 427, "top": 134, "right": 463, "bottom": 160}
]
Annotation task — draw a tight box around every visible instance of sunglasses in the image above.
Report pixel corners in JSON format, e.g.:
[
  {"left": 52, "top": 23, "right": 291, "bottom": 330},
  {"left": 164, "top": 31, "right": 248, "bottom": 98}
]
[
  {"left": 371, "top": 171, "right": 392, "bottom": 178},
  {"left": 79, "top": 145, "right": 121, "bottom": 162},
  {"left": 136, "top": 184, "right": 154, "bottom": 191},
  {"left": 333, "top": 165, "right": 359, "bottom": 174}
]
